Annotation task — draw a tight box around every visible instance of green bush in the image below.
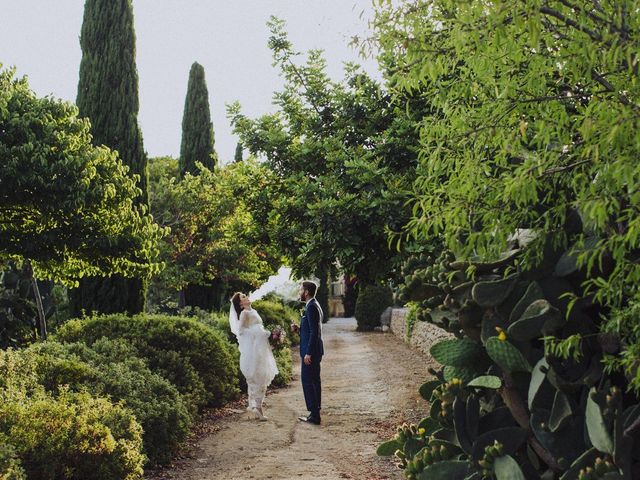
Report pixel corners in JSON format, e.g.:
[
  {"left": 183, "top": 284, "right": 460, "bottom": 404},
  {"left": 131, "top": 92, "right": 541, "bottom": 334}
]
[
  {"left": 0, "top": 390, "right": 144, "bottom": 480},
  {"left": 253, "top": 298, "right": 300, "bottom": 346},
  {"left": 55, "top": 314, "right": 240, "bottom": 410},
  {"left": 30, "top": 338, "right": 192, "bottom": 465},
  {"left": 272, "top": 347, "right": 293, "bottom": 387},
  {"left": 0, "top": 436, "right": 26, "bottom": 480},
  {"left": 0, "top": 348, "right": 41, "bottom": 400},
  {"left": 355, "top": 284, "right": 393, "bottom": 331}
]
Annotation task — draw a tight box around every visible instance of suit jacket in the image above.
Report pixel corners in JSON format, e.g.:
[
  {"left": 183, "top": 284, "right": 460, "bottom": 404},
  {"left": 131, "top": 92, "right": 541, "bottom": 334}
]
[{"left": 300, "top": 298, "right": 324, "bottom": 359}]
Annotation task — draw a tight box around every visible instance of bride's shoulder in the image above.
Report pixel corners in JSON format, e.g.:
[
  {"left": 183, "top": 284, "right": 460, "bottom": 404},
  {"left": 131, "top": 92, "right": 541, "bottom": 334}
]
[{"left": 241, "top": 309, "right": 260, "bottom": 320}]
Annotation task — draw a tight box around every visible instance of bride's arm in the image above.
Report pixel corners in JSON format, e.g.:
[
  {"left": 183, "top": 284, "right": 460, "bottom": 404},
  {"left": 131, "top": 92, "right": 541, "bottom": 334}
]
[{"left": 238, "top": 311, "right": 250, "bottom": 334}]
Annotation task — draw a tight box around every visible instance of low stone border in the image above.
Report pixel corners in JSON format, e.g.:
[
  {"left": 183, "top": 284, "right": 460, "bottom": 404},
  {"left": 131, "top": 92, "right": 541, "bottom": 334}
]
[{"left": 389, "top": 308, "right": 453, "bottom": 355}]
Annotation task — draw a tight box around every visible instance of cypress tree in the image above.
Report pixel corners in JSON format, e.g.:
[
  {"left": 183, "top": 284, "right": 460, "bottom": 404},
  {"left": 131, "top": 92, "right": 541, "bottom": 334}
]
[
  {"left": 70, "top": 0, "right": 148, "bottom": 316},
  {"left": 234, "top": 142, "right": 243, "bottom": 162},
  {"left": 180, "top": 62, "right": 217, "bottom": 176}
]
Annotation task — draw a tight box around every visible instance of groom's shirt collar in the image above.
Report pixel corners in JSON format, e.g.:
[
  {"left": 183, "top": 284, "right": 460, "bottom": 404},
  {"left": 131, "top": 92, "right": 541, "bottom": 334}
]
[{"left": 305, "top": 297, "right": 315, "bottom": 306}]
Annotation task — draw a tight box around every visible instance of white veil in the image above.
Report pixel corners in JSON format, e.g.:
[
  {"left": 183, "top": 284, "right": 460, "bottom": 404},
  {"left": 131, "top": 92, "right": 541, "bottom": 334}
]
[{"left": 229, "top": 302, "right": 240, "bottom": 337}]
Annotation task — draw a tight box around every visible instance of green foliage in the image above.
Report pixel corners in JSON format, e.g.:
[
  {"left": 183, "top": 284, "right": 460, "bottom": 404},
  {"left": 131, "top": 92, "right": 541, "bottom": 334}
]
[
  {"left": 180, "top": 62, "right": 217, "bottom": 176},
  {"left": 354, "top": 284, "right": 393, "bottom": 331},
  {"left": 72, "top": 0, "right": 151, "bottom": 315},
  {"left": 374, "top": 0, "right": 640, "bottom": 312},
  {"left": 30, "top": 338, "right": 192, "bottom": 465},
  {"left": 0, "top": 390, "right": 144, "bottom": 480},
  {"left": 55, "top": 314, "right": 240, "bottom": 410},
  {"left": 381, "top": 243, "right": 639, "bottom": 477},
  {"left": 234, "top": 142, "right": 243, "bottom": 162},
  {"left": 0, "top": 437, "right": 26, "bottom": 480},
  {"left": 0, "top": 66, "right": 163, "bottom": 285},
  {"left": 229, "top": 17, "right": 414, "bottom": 284},
  {"left": 271, "top": 347, "right": 293, "bottom": 387},
  {"left": 253, "top": 298, "right": 300, "bottom": 345},
  {"left": 149, "top": 159, "right": 281, "bottom": 307}
]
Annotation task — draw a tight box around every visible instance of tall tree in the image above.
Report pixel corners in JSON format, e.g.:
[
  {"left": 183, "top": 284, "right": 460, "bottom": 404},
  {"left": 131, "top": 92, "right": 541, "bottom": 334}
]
[
  {"left": 180, "top": 62, "right": 217, "bottom": 176},
  {"left": 229, "top": 18, "right": 414, "bottom": 289},
  {"left": 234, "top": 142, "right": 243, "bottom": 162},
  {"left": 70, "top": 0, "right": 149, "bottom": 316}
]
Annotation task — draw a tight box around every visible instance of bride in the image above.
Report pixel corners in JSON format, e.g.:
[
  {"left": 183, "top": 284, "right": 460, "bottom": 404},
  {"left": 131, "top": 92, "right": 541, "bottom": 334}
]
[{"left": 229, "top": 292, "right": 279, "bottom": 420}]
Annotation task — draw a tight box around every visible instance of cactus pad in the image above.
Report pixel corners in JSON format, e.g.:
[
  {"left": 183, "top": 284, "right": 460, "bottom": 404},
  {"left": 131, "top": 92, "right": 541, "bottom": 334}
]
[
  {"left": 485, "top": 337, "right": 531, "bottom": 372},
  {"left": 430, "top": 339, "right": 484, "bottom": 367},
  {"left": 493, "top": 454, "right": 526, "bottom": 480},
  {"left": 467, "top": 375, "right": 501, "bottom": 389},
  {"left": 528, "top": 357, "right": 549, "bottom": 410},
  {"left": 419, "top": 379, "right": 442, "bottom": 401},
  {"left": 507, "top": 299, "right": 562, "bottom": 341},
  {"left": 586, "top": 387, "right": 613, "bottom": 454},
  {"left": 416, "top": 460, "right": 470, "bottom": 480},
  {"left": 509, "top": 281, "right": 544, "bottom": 323},
  {"left": 549, "top": 391, "right": 573, "bottom": 432},
  {"left": 444, "top": 365, "right": 479, "bottom": 384},
  {"left": 377, "top": 439, "right": 401, "bottom": 456},
  {"left": 471, "top": 274, "right": 519, "bottom": 307}
]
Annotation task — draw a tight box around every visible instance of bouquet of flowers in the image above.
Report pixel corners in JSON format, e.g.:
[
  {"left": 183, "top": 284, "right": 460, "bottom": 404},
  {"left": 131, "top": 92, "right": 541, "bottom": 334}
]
[{"left": 268, "top": 325, "right": 287, "bottom": 350}]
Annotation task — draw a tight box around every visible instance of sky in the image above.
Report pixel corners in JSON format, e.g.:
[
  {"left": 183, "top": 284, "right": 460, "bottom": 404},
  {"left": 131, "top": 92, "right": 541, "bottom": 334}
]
[{"left": 0, "top": 1, "right": 381, "bottom": 163}]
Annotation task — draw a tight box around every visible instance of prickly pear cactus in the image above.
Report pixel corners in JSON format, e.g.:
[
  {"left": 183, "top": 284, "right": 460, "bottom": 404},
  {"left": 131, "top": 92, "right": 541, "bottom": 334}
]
[{"left": 382, "top": 240, "right": 640, "bottom": 479}]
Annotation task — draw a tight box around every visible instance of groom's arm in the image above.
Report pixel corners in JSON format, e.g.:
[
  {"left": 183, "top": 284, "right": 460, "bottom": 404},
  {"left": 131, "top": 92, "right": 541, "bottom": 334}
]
[{"left": 306, "top": 304, "right": 321, "bottom": 358}]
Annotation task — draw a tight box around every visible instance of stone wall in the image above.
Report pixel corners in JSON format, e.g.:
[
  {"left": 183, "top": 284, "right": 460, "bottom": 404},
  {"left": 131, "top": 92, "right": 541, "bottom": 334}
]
[{"left": 390, "top": 308, "right": 453, "bottom": 355}]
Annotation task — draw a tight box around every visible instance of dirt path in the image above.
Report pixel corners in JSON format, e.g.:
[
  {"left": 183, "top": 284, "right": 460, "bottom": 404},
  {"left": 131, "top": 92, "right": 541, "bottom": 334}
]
[{"left": 146, "top": 317, "right": 437, "bottom": 480}]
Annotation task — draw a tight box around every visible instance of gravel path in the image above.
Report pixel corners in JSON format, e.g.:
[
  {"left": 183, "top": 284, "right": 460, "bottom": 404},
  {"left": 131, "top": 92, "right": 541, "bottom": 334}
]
[{"left": 145, "top": 317, "right": 438, "bottom": 480}]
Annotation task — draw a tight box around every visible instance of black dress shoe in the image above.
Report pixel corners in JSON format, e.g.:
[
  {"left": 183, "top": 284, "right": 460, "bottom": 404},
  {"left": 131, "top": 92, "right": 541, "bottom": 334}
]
[
  {"left": 298, "top": 414, "right": 321, "bottom": 425},
  {"left": 298, "top": 415, "right": 320, "bottom": 425}
]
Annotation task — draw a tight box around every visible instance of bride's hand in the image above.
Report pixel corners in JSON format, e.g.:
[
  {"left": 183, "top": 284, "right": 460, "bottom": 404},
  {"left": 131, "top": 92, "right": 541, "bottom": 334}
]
[{"left": 290, "top": 323, "right": 299, "bottom": 333}]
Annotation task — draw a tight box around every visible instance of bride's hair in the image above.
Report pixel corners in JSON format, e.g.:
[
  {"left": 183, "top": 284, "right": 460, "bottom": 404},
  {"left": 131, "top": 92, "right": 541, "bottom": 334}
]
[{"left": 231, "top": 292, "right": 243, "bottom": 318}]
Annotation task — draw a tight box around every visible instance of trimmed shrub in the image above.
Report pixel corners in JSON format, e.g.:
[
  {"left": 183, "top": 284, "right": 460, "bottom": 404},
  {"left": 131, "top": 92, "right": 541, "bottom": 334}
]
[
  {"left": 355, "top": 284, "right": 393, "bottom": 331},
  {"left": 253, "top": 298, "right": 300, "bottom": 345},
  {"left": 55, "top": 314, "right": 240, "bottom": 410},
  {"left": 272, "top": 347, "right": 293, "bottom": 387},
  {"left": 0, "top": 348, "right": 41, "bottom": 400},
  {"left": 30, "top": 338, "right": 192, "bottom": 465},
  {"left": 0, "top": 390, "right": 144, "bottom": 480}
]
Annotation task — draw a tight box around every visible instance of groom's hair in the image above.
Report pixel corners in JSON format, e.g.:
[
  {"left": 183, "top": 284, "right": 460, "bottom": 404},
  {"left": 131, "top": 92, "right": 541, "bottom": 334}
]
[{"left": 302, "top": 281, "right": 317, "bottom": 298}]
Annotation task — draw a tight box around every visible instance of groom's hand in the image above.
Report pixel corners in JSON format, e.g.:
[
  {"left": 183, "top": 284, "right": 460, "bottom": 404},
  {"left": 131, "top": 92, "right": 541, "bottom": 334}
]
[{"left": 304, "top": 354, "right": 312, "bottom": 365}]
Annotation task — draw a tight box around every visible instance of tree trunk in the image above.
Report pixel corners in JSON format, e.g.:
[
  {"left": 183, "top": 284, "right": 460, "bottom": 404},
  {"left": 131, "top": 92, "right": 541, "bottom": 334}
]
[{"left": 25, "top": 262, "right": 47, "bottom": 341}]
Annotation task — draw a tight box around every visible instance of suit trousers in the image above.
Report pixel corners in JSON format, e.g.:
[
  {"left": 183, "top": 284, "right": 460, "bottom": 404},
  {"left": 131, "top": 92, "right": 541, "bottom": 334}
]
[{"left": 301, "top": 358, "right": 321, "bottom": 416}]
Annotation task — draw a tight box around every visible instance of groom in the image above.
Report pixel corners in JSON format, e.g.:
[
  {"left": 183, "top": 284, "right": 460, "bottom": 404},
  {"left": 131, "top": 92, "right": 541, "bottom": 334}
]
[{"left": 294, "top": 280, "right": 324, "bottom": 425}]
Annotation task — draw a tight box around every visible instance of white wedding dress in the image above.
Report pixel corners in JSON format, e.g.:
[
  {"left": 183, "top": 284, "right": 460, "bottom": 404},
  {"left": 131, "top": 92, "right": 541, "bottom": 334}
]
[{"left": 234, "top": 308, "right": 279, "bottom": 414}]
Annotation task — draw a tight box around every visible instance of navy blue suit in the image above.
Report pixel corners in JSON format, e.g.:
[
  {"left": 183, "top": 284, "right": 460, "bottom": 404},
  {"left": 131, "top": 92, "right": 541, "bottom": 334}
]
[{"left": 300, "top": 298, "right": 323, "bottom": 418}]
